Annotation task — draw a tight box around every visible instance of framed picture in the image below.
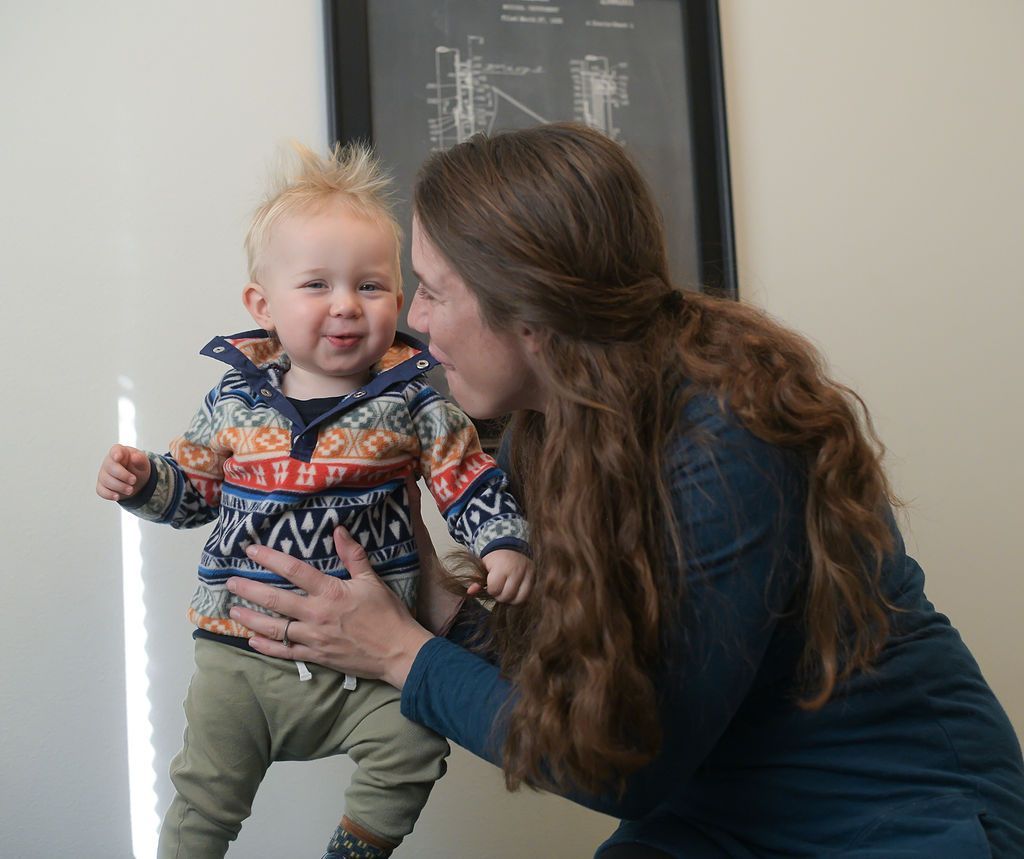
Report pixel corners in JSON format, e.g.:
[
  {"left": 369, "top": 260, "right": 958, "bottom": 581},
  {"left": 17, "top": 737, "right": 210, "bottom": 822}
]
[{"left": 324, "top": 0, "right": 737, "bottom": 447}]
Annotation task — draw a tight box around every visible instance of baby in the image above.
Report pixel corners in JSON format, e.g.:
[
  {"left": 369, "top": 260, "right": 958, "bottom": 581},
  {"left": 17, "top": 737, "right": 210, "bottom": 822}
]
[{"left": 96, "top": 143, "right": 531, "bottom": 859}]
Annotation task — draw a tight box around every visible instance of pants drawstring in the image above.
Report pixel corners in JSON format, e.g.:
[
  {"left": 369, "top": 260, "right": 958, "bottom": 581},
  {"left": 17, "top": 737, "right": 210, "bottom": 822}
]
[{"left": 291, "top": 660, "right": 354, "bottom": 688}]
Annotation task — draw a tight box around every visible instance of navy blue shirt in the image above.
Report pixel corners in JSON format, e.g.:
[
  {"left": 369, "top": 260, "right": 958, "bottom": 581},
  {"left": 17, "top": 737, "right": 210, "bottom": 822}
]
[{"left": 402, "top": 394, "right": 1024, "bottom": 857}]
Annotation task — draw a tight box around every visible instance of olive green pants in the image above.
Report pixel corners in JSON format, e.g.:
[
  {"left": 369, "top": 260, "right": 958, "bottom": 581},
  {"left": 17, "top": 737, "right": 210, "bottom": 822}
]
[{"left": 158, "top": 638, "right": 449, "bottom": 859}]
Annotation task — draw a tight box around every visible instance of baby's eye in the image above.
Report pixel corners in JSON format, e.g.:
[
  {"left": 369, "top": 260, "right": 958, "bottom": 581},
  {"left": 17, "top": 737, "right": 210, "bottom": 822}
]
[
  {"left": 359, "top": 282, "right": 382, "bottom": 292},
  {"left": 303, "top": 281, "right": 328, "bottom": 290}
]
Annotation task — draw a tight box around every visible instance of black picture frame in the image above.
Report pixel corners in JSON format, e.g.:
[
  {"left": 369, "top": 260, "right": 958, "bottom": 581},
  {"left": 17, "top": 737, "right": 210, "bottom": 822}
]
[{"left": 323, "top": 0, "right": 737, "bottom": 447}]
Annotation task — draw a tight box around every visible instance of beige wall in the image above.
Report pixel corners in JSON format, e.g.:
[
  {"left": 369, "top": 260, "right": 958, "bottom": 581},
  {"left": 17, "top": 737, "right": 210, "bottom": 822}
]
[
  {"left": 1, "top": 1, "right": 1019, "bottom": 855},
  {"left": 720, "top": 0, "right": 1024, "bottom": 735}
]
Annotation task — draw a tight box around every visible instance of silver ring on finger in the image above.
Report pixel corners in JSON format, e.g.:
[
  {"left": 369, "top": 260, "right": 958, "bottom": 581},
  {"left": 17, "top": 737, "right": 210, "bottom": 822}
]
[{"left": 282, "top": 619, "right": 293, "bottom": 647}]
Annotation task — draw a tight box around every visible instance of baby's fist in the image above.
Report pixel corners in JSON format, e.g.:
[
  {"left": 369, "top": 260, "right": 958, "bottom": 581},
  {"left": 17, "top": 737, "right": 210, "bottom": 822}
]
[
  {"left": 474, "top": 549, "right": 533, "bottom": 605},
  {"left": 96, "top": 444, "right": 151, "bottom": 501}
]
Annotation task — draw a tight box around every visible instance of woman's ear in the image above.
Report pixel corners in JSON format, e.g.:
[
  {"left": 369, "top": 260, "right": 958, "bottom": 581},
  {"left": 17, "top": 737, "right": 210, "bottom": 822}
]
[
  {"left": 242, "top": 282, "right": 274, "bottom": 331},
  {"left": 519, "top": 323, "right": 543, "bottom": 355}
]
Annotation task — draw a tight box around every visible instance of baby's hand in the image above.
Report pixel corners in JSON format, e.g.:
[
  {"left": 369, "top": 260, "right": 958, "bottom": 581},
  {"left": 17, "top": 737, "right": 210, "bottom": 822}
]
[
  {"left": 96, "top": 444, "right": 151, "bottom": 501},
  {"left": 468, "top": 549, "right": 533, "bottom": 605}
]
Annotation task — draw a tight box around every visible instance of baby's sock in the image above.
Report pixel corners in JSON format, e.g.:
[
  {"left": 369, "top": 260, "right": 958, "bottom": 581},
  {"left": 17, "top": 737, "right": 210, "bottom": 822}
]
[{"left": 322, "top": 816, "right": 394, "bottom": 859}]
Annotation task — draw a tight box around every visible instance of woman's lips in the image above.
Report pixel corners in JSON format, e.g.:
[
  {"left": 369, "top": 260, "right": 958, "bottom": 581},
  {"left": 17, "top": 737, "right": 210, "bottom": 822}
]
[{"left": 429, "top": 350, "right": 454, "bottom": 370}]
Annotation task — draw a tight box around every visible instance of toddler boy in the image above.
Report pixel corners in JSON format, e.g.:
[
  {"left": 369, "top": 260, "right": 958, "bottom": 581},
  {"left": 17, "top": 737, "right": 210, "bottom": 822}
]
[{"left": 96, "top": 143, "right": 531, "bottom": 858}]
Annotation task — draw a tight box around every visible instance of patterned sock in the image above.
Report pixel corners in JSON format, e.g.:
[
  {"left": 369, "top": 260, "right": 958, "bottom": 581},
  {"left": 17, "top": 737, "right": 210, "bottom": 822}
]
[{"left": 323, "top": 818, "right": 394, "bottom": 859}]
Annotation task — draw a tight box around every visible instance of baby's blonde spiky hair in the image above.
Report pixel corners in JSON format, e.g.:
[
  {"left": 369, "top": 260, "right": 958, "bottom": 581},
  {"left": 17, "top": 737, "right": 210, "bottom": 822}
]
[{"left": 244, "top": 141, "right": 402, "bottom": 283}]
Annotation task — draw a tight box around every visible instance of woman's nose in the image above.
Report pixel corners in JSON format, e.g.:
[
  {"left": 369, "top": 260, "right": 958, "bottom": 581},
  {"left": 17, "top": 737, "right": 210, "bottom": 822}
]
[{"left": 407, "top": 291, "right": 428, "bottom": 333}]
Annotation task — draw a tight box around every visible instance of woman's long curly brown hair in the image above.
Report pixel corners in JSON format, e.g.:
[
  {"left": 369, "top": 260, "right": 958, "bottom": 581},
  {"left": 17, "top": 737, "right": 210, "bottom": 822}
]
[{"left": 414, "top": 123, "right": 897, "bottom": 796}]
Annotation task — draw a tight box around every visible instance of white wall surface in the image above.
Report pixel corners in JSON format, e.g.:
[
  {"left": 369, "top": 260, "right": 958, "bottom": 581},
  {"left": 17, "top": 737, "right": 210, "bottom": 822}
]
[{"left": 1, "top": 1, "right": 1020, "bottom": 857}]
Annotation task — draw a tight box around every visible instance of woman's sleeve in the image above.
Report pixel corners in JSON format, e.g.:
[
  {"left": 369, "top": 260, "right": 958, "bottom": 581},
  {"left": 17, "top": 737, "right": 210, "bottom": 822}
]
[
  {"left": 402, "top": 399, "right": 807, "bottom": 818},
  {"left": 402, "top": 635, "right": 514, "bottom": 765}
]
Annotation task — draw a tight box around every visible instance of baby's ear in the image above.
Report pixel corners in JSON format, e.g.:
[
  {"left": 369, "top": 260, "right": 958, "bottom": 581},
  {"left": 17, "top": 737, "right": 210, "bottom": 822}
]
[{"left": 242, "top": 282, "right": 273, "bottom": 330}]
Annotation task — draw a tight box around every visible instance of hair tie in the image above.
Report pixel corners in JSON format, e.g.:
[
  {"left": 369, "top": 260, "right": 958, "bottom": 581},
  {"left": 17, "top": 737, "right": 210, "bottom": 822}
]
[{"left": 661, "top": 290, "right": 685, "bottom": 315}]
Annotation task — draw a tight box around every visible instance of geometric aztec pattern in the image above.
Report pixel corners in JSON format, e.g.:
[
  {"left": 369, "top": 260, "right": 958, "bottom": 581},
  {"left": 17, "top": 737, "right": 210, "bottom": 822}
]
[{"left": 126, "top": 331, "right": 529, "bottom": 638}]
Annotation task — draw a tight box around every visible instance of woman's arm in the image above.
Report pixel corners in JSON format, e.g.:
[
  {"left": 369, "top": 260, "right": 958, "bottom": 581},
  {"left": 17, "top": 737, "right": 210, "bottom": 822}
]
[{"left": 402, "top": 399, "right": 809, "bottom": 818}]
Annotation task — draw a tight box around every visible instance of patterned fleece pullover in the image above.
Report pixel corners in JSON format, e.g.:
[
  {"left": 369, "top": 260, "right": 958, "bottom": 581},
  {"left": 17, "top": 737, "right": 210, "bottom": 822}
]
[{"left": 121, "top": 330, "right": 529, "bottom": 639}]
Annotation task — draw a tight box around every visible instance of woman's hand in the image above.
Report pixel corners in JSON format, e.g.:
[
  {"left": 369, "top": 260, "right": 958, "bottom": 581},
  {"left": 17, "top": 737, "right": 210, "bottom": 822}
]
[{"left": 225, "top": 525, "right": 434, "bottom": 690}]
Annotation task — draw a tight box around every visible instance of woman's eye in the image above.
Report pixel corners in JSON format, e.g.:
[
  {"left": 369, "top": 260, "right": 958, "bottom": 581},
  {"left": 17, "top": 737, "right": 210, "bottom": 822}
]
[{"left": 415, "top": 284, "right": 432, "bottom": 301}]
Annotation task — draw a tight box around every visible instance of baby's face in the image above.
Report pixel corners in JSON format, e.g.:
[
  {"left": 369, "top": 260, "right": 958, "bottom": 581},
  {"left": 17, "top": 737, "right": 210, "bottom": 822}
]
[{"left": 253, "top": 200, "right": 402, "bottom": 398}]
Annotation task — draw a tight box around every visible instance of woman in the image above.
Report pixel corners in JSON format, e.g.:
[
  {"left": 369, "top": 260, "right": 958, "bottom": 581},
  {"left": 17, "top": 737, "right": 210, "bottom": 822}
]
[{"left": 226, "top": 123, "right": 1024, "bottom": 857}]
